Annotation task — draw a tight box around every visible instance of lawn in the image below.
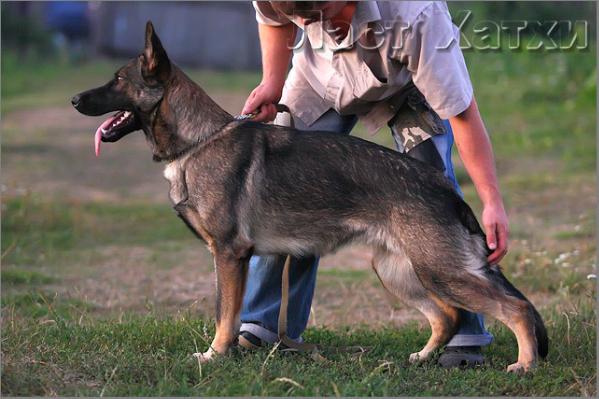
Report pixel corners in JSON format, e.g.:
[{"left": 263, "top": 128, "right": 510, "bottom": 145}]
[
  {"left": 1, "top": 302, "right": 595, "bottom": 396},
  {"left": 1, "top": 25, "right": 597, "bottom": 397}
]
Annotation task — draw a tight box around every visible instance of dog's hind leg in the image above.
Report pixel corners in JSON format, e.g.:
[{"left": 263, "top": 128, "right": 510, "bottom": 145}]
[
  {"left": 371, "top": 247, "right": 459, "bottom": 363},
  {"left": 456, "top": 283, "right": 539, "bottom": 372},
  {"left": 413, "top": 257, "right": 547, "bottom": 372},
  {"left": 463, "top": 273, "right": 542, "bottom": 373},
  {"left": 496, "top": 300, "right": 539, "bottom": 373}
]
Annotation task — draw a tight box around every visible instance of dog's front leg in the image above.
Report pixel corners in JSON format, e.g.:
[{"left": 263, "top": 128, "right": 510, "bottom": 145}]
[{"left": 195, "top": 251, "right": 249, "bottom": 363}]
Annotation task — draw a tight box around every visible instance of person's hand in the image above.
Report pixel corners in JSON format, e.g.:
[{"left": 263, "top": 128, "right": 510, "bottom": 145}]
[
  {"left": 482, "top": 201, "right": 509, "bottom": 264},
  {"left": 242, "top": 80, "right": 284, "bottom": 122}
]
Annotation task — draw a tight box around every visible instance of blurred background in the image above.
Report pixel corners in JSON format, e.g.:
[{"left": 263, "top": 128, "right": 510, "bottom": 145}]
[
  {"left": 1, "top": 2, "right": 596, "bottom": 396},
  {"left": 2, "top": 1, "right": 264, "bottom": 68},
  {"left": 1, "top": 1, "right": 596, "bottom": 67}
]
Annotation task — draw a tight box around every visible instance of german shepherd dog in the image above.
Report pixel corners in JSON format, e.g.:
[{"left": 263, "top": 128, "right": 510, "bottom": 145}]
[{"left": 72, "top": 22, "right": 547, "bottom": 372}]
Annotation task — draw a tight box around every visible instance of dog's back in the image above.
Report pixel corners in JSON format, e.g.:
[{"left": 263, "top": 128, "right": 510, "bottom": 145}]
[{"left": 181, "top": 121, "right": 469, "bottom": 256}]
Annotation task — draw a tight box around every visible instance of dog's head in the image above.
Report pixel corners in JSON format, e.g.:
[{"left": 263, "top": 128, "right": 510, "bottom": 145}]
[{"left": 71, "top": 21, "right": 171, "bottom": 156}]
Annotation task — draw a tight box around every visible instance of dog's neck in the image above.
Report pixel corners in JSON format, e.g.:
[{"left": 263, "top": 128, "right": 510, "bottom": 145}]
[{"left": 148, "top": 66, "right": 234, "bottom": 162}]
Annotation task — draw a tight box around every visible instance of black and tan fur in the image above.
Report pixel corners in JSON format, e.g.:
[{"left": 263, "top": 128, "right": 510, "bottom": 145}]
[{"left": 72, "top": 22, "right": 548, "bottom": 372}]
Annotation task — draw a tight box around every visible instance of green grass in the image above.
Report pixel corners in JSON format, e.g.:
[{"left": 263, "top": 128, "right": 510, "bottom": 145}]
[
  {"left": 1, "top": 195, "right": 195, "bottom": 267},
  {"left": 1, "top": 269, "right": 55, "bottom": 286},
  {"left": 3, "top": 192, "right": 594, "bottom": 396},
  {"left": 1, "top": 52, "right": 116, "bottom": 113},
  {"left": 464, "top": 50, "right": 596, "bottom": 173},
  {"left": 1, "top": 295, "right": 595, "bottom": 396},
  {"left": 2, "top": 291, "right": 94, "bottom": 320}
]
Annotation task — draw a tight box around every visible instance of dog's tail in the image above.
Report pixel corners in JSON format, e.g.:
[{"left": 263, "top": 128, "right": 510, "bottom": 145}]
[
  {"left": 456, "top": 198, "right": 549, "bottom": 358},
  {"left": 534, "top": 301, "right": 549, "bottom": 358}
]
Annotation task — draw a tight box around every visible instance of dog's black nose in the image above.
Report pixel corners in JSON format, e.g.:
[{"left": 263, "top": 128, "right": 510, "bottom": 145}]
[{"left": 71, "top": 94, "right": 81, "bottom": 108}]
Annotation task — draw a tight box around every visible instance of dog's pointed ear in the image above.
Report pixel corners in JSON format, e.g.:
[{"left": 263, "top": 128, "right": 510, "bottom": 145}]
[{"left": 142, "top": 21, "right": 171, "bottom": 84}]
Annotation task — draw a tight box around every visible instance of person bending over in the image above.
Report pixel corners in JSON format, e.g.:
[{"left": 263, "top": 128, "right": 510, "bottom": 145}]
[{"left": 239, "top": 1, "right": 508, "bottom": 368}]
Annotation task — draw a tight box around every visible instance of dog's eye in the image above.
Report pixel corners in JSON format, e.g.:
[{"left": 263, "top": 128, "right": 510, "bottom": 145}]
[{"left": 116, "top": 75, "right": 125, "bottom": 82}]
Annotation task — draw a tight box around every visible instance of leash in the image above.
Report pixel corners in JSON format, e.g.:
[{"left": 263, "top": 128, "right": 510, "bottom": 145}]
[
  {"left": 279, "top": 256, "right": 369, "bottom": 355},
  {"left": 235, "top": 105, "right": 368, "bottom": 356},
  {"left": 235, "top": 103, "right": 295, "bottom": 129},
  {"left": 278, "top": 255, "right": 319, "bottom": 352}
]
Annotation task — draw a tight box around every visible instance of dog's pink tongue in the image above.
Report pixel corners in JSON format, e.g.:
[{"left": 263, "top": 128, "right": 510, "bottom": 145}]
[{"left": 94, "top": 116, "right": 117, "bottom": 157}]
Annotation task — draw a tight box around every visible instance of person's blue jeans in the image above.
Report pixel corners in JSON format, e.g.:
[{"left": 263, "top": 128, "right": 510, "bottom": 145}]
[{"left": 240, "top": 110, "right": 493, "bottom": 347}]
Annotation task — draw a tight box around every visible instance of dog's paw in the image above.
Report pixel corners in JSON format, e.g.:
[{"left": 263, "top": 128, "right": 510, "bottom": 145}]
[
  {"left": 506, "top": 361, "right": 535, "bottom": 373},
  {"left": 193, "top": 349, "right": 216, "bottom": 364},
  {"left": 409, "top": 351, "right": 429, "bottom": 364}
]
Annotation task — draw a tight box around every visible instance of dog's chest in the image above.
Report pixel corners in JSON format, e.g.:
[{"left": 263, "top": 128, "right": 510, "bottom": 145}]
[{"left": 163, "top": 160, "right": 188, "bottom": 204}]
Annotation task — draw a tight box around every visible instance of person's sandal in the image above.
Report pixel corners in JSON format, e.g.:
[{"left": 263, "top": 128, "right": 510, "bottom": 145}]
[
  {"left": 238, "top": 331, "right": 298, "bottom": 351},
  {"left": 438, "top": 346, "right": 484, "bottom": 368},
  {"left": 238, "top": 330, "right": 264, "bottom": 349}
]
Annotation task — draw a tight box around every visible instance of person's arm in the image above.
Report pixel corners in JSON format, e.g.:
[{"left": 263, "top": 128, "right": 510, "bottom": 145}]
[
  {"left": 392, "top": 3, "right": 509, "bottom": 263},
  {"left": 449, "top": 97, "right": 509, "bottom": 264},
  {"left": 242, "top": 22, "right": 296, "bottom": 122}
]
